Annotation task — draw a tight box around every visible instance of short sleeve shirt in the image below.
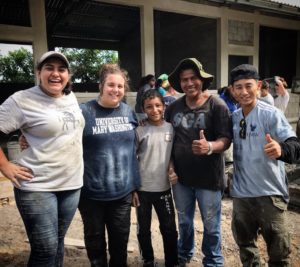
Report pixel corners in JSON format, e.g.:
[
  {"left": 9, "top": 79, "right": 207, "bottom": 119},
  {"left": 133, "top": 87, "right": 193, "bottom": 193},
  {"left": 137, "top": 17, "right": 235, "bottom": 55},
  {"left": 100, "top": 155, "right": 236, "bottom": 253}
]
[
  {"left": 165, "top": 95, "right": 232, "bottom": 190},
  {"left": 231, "top": 100, "right": 295, "bottom": 201},
  {"left": 0, "top": 86, "right": 85, "bottom": 191}
]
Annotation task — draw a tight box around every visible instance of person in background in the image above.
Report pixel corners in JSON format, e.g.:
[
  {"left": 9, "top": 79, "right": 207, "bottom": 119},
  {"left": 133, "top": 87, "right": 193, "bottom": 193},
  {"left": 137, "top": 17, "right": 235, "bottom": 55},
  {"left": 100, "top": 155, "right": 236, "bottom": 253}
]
[
  {"left": 78, "top": 63, "right": 140, "bottom": 267},
  {"left": 163, "top": 82, "right": 179, "bottom": 108},
  {"left": 135, "top": 74, "right": 156, "bottom": 120},
  {"left": 217, "top": 85, "right": 237, "bottom": 178},
  {"left": 0, "top": 51, "right": 85, "bottom": 266},
  {"left": 259, "top": 80, "right": 274, "bottom": 106},
  {"left": 218, "top": 85, "right": 238, "bottom": 113},
  {"left": 156, "top": 73, "right": 168, "bottom": 97},
  {"left": 165, "top": 58, "right": 232, "bottom": 267},
  {"left": 230, "top": 64, "right": 300, "bottom": 267},
  {"left": 274, "top": 76, "right": 289, "bottom": 113},
  {"left": 134, "top": 89, "right": 178, "bottom": 267}
]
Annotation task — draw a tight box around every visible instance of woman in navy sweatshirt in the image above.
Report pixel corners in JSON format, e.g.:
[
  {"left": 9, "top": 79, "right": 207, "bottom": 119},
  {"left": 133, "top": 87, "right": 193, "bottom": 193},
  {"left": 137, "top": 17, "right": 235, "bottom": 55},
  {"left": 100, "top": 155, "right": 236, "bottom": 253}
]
[{"left": 79, "top": 64, "right": 140, "bottom": 267}]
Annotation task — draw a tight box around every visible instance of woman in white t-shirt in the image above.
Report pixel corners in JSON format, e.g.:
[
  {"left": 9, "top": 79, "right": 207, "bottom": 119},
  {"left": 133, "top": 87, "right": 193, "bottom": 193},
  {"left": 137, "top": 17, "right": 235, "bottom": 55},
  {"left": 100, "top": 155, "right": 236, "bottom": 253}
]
[
  {"left": 259, "top": 80, "right": 274, "bottom": 106},
  {"left": 274, "top": 76, "right": 290, "bottom": 113},
  {"left": 0, "top": 51, "right": 84, "bottom": 266}
]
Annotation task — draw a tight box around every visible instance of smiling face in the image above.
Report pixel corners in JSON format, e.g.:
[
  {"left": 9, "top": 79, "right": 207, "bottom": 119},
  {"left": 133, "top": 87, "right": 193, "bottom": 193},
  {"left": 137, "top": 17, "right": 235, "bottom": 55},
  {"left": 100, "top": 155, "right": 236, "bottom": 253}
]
[
  {"left": 38, "top": 58, "right": 70, "bottom": 98},
  {"left": 143, "top": 96, "right": 165, "bottom": 126},
  {"left": 99, "top": 73, "right": 125, "bottom": 108},
  {"left": 179, "top": 69, "right": 203, "bottom": 100},
  {"left": 232, "top": 78, "right": 261, "bottom": 114}
]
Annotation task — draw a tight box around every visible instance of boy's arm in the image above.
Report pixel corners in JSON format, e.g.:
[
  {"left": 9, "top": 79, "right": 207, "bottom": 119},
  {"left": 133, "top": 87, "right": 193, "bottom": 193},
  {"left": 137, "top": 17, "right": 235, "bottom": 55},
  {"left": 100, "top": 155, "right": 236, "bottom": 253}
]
[
  {"left": 131, "top": 191, "right": 140, "bottom": 207},
  {"left": 168, "top": 160, "right": 178, "bottom": 185}
]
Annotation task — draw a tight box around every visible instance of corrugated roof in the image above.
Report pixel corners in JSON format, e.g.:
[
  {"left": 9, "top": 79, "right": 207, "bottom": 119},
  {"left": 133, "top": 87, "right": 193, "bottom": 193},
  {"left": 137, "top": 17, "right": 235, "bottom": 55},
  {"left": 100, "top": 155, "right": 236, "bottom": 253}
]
[{"left": 270, "top": 0, "right": 300, "bottom": 8}]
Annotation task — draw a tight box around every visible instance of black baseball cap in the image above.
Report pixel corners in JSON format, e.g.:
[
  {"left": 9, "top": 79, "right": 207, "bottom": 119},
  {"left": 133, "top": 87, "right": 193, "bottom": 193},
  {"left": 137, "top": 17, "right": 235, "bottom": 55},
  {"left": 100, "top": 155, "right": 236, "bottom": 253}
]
[{"left": 230, "top": 64, "right": 260, "bottom": 85}]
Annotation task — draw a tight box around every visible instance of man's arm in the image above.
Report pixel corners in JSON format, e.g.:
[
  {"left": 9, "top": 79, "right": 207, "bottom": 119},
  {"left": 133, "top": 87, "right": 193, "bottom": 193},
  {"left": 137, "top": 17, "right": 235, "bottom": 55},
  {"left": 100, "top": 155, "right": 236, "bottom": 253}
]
[{"left": 278, "top": 137, "right": 300, "bottom": 164}]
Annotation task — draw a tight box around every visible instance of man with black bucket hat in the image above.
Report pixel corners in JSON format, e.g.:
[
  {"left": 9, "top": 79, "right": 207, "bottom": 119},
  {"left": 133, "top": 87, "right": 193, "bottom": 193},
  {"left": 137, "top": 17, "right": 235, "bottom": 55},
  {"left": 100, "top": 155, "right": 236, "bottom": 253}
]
[
  {"left": 165, "top": 58, "right": 232, "bottom": 267},
  {"left": 230, "top": 64, "right": 300, "bottom": 267}
]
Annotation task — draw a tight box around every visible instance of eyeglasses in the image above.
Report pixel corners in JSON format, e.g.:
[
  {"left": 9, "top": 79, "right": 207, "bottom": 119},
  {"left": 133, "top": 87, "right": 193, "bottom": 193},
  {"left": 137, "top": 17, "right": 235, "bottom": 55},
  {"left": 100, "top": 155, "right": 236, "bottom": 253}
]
[{"left": 239, "top": 118, "right": 246, "bottom": 139}]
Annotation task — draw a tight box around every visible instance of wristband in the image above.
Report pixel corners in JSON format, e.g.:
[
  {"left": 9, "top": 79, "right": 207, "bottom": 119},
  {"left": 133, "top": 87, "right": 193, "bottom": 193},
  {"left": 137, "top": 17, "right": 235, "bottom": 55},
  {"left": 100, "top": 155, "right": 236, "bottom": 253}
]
[{"left": 207, "top": 142, "right": 213, "bottom": 155}]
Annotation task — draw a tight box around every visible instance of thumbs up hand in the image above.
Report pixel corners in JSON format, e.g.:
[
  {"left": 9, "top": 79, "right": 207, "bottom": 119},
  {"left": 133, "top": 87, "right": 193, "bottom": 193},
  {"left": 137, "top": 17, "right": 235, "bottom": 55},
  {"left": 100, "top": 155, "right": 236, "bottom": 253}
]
[
  {"left": 192, "top": 130, "right": 211, "bottom": 155},
  {"left": 264, "top": 133, "right": 281, "bottom": 159},
  {"left": 199, "top": 129, "right": 205, "bottom": 140}
]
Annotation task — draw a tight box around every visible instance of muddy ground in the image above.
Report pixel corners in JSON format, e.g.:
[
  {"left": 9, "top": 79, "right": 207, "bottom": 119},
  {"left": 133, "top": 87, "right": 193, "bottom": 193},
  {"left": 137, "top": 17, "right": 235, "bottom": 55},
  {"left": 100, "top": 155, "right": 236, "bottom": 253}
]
[{"left": 1, "top": 195, "right": 300, "bottom": 267}]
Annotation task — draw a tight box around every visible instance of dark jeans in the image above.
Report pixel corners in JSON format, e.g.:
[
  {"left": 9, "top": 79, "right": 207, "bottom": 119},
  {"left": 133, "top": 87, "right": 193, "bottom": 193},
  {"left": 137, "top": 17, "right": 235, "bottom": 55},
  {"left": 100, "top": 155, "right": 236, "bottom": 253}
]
[
  {"left": 136, "top": 189, "right": 178, "bottom": 267},
  {"left": 78, "top": 193, "right": 132, "bottom": 267},
  {"left": 14, "top": 188, "right": 81, "bottom": 267}
]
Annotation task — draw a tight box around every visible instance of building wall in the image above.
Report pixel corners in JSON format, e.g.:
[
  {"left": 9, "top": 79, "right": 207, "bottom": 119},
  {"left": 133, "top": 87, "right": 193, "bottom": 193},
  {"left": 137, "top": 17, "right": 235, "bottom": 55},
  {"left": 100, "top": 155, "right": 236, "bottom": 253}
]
[
  {"left": 286, "top": 91, "right": 300, "bottom": 131},
  {"left": 1, "top": 0, "right": 300, "bottom": 124},
  {"left": 154, "top": 11, "right": 217, "bottom": 88}
]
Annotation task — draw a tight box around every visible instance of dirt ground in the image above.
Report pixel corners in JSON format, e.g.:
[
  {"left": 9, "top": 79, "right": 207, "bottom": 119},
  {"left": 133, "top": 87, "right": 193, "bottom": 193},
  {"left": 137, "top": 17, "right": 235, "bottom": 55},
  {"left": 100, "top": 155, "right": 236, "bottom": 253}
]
[{"left": 1, "top": 195, "right": 300, "bottom": 267}]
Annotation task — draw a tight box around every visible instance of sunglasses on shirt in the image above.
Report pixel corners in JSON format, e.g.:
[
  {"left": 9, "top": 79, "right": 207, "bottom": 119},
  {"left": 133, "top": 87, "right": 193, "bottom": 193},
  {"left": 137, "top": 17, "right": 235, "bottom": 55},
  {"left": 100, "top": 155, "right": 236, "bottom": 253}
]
[{"left": 239, "top": 118, "right": 246, "bottom": 139}]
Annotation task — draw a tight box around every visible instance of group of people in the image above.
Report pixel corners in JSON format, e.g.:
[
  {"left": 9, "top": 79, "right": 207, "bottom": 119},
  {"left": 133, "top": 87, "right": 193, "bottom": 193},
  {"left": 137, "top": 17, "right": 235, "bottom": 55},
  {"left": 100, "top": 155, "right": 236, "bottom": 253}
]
[
  {"left": 259, "top": 75, "right": 290, "bottom": 114},
  {"left": 0, "top": 51, "right": 299, "bottom": 267},
  {"left": 219, "top": 74, "right": 290, "bottom": 114}
]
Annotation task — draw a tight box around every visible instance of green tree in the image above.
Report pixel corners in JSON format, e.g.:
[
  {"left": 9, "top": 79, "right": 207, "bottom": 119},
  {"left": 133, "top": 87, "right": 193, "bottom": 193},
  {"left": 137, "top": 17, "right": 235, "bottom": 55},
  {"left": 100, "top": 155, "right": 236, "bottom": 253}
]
[
  {"left": 0, "top": 47, "right": 118, "bottom": 84},
  {"left": 58, "top": 48, "right": 118, "bottom": 83},
  {"left": 0, "top": 48, "right": 34, "bottom": 83}
]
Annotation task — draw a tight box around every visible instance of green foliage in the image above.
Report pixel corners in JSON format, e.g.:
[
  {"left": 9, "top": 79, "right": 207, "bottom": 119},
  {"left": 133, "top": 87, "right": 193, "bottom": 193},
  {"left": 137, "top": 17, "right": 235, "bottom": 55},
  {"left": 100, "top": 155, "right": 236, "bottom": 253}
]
[
  {"left": 0, "top": 47, "right": 118, "bottom": 83},
  {"left": 0, "top": 47, "right": 34, "bottom": 83},
  {"left": 58, "top": 48, "right": 118, "bottom": 83}
]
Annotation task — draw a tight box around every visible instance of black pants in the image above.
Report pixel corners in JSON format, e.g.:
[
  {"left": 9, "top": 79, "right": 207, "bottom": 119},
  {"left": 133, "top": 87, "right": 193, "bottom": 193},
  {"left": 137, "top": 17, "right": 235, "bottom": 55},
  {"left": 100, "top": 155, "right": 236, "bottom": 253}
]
[
  {"left": 78, "top": 194, "right": 132, "bottom": 267},
  {"left": 136, "top": 189, "right": 178, "bottom": 267}
]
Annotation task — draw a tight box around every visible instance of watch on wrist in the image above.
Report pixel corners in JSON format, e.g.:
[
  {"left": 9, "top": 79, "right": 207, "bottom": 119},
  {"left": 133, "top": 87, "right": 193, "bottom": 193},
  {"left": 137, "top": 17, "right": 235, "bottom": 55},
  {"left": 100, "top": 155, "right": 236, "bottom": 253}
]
[{"left": 207, "top": 142, "right": 213, "bottom": 155}]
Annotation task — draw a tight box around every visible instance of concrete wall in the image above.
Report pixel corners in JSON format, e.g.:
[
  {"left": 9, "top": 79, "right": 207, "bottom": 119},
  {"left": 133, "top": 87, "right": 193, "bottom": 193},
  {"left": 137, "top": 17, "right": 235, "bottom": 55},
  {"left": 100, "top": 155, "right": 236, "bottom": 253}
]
[
  {"left": 75, "top": 93, "right": 99, "bottom": 104},
  {"left": 154, "top": 11, "right": 217, "bottom": 88},
  {"left": 286, "top": 91, "right": 300, "bottom": 131}
]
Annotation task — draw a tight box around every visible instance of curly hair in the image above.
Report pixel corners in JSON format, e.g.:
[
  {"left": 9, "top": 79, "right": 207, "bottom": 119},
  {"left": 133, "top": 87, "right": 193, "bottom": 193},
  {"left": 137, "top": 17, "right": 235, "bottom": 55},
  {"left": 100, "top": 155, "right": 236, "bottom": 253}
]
[{"left": 99, "top": 64, "right": 130, "bottom": 95}]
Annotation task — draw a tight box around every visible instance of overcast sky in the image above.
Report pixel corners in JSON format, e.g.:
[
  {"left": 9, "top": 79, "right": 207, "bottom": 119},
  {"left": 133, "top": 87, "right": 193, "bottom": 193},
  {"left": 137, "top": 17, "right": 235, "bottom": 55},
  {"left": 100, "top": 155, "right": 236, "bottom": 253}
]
[{"left": 0, "top": 43, "right": 32, "bottom": 56}]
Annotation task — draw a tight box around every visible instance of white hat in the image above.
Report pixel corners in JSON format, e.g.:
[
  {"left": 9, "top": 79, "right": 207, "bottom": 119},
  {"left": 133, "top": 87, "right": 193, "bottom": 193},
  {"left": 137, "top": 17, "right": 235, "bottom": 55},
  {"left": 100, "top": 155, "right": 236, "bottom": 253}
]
[{"left": 37, "top": 51, "right": 70, "bottom": 69}]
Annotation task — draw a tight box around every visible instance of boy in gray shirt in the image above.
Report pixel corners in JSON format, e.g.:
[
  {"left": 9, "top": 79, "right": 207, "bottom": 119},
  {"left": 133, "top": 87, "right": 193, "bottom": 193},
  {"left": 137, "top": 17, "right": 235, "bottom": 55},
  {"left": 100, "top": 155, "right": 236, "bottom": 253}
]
[{"left": 134, "top": 89, "right": 178, "bottom": 267}]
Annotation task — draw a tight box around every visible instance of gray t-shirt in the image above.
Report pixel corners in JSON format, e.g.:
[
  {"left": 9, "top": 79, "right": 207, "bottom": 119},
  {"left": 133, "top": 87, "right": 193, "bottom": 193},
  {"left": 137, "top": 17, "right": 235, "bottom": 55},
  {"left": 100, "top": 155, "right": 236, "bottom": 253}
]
[
  {"left": 231, "top": 100, "right": 295, "bottom": 201},
  {"left": 0, "top": 86, "right": 85, "bottom": 191},
  {"left": 136, "top": 121, "right": 174, "bottom": 192}
]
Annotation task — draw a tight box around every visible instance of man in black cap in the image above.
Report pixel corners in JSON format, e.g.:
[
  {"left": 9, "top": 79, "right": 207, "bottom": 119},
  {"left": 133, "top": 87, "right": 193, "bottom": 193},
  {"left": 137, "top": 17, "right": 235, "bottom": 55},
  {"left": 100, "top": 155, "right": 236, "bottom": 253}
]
[
  {"left": 165, "top": 58, "right": 232, "bottom": 267},
  {"left": 230, "top": 63, "right": 300, "bottom": 267}
]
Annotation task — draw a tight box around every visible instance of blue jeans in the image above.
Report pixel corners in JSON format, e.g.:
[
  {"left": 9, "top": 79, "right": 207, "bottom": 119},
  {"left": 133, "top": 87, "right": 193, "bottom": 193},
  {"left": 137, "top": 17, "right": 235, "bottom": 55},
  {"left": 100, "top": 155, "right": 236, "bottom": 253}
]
[
  {"left": 172, "top": 182, "right": 224, "bottom": 267},
  {"left": 78, "top": 193, "right": 132, "bottom": 267},
  {"left": 14, "top": 188, "right": 81, "bottom": 267}
]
